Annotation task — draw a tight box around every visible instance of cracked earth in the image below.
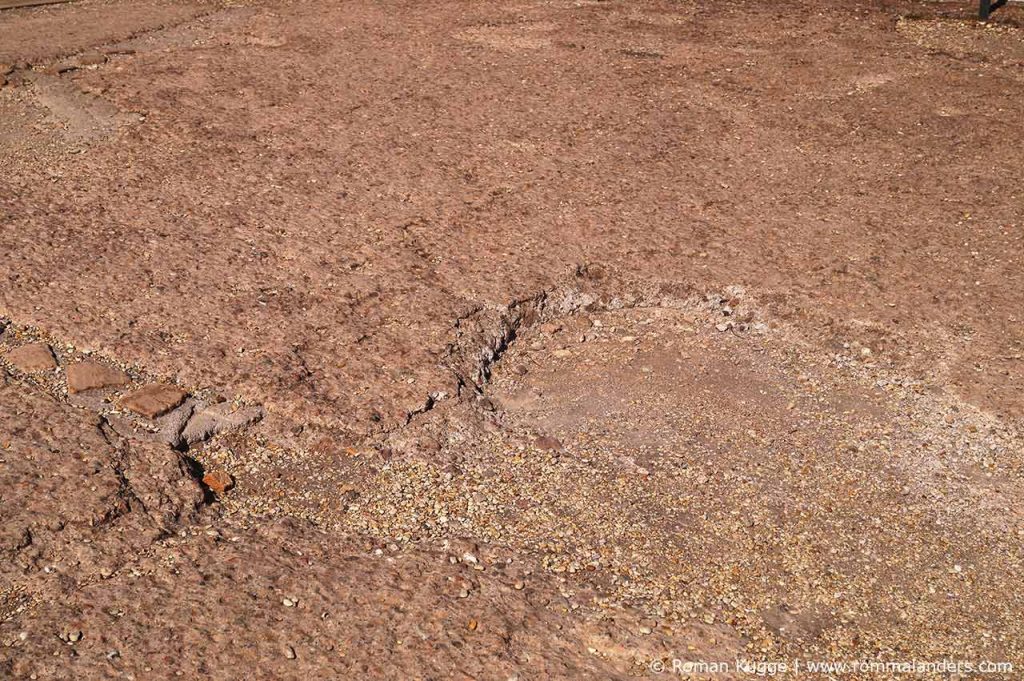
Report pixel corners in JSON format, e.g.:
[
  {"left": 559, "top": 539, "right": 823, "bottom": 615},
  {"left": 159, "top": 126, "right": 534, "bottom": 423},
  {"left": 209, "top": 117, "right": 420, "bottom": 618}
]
[{"left": 1, "top": 0, "right": 1023, "bottom": 679}]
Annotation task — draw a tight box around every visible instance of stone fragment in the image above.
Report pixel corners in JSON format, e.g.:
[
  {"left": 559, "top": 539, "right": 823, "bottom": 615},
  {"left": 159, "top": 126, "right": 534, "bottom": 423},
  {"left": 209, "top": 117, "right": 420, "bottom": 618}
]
[
  {"left": 202, "top": 470, "right": 234, "bottom": 495},
  {"left": 66, "top": 360, "right": 129, "bottom": 394},
  {"left": 5, "top": 343, "right": 57, "bottom": 372},
  {"left": 120, "top": 384, "right": 187, "bottom": 419},
  {"left": 180, "top": 402, "right": 263, "bottom": 445},
  {"left": 158, "top": 399, "right": 196, "bottom": 448}
]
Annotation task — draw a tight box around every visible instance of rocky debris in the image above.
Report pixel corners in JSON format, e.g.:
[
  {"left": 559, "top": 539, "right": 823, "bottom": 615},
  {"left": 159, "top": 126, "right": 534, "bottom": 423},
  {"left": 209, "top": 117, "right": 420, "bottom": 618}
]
[
  {"left": 202, "top": 470, "right": 234, "bottom": 495},
  {"left": 467, "top": 305, "right": 1024, "bottom": 668},
  {"left": 58, "top": 628, "right": 83, "bottom": 644},
  {"left": 120, "top": 383, "right": 187, "bottom": 419},
  {"left": 0, "top": 516, "right": 736, "bottom": 680},
  {"left": 4, "top": 343, "right": 57, "bottom": 373},
  {"left": 65, "top": 360, "right": 128, "bottom": 394},
  {"left": 209, "top": 303, "right": 1023, "bottom": 676}
]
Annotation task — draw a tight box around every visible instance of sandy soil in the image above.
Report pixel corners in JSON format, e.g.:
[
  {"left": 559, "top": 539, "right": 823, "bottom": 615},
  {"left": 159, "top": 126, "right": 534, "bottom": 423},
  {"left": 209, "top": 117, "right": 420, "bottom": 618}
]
[{"left": 1, "top": 0, "right": 1022, "bottom": 678}]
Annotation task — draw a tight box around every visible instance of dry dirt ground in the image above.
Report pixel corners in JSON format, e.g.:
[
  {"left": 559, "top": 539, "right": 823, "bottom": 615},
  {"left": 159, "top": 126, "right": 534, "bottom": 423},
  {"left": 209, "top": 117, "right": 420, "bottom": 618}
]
[{"left": 1, "top": 0, "right": 1023, "bottom": 678}]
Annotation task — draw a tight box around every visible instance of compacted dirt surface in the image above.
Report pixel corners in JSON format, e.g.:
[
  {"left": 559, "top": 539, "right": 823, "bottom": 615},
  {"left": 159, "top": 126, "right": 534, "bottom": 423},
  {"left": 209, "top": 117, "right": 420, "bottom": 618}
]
[{"left": 1, "top": 0, "right": 1023, "bottom": 678}]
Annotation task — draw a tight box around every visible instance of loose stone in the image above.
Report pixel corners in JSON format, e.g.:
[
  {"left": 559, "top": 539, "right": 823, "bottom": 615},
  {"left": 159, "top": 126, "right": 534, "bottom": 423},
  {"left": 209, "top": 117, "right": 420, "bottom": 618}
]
[
  {"left": 202, "top": 470, "right": 235, "bottom": 495},
  {"left": 5, "top": 343, "right": 57, "bottom": 373},
  {"left": 120, "top": 384, "right": 188, "bottom": 419},
  {"left": 66, "top": 361, "right": 129, "bottom": 394}
]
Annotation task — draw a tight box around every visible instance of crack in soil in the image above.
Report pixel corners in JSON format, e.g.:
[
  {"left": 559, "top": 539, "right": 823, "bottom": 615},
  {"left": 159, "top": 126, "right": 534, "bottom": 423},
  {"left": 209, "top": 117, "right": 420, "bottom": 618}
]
[
  {"left": 3, "top": 265, "right": 759, "bottom": 505},
  {"left": 434, "top": 264, "right": 750, "bottom": 407}
]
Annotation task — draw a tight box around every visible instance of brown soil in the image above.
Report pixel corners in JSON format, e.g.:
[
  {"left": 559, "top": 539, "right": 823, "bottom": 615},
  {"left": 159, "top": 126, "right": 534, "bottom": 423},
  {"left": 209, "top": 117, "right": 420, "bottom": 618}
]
[{"left": 1, "top": 0, "right": 1022, "bottom": 678}]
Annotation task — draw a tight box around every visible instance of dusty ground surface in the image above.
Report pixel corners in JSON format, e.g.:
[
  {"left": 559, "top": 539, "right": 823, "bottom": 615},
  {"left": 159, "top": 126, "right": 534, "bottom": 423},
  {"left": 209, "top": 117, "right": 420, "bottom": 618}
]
[{"left": 1, "top": 0, "right": 1023, "bottom": 678}]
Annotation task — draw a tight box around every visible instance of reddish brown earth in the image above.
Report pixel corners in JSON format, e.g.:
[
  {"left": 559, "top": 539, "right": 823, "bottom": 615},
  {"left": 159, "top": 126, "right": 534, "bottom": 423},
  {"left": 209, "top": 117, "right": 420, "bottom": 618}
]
[{"left": 1, "top": 0, "right": 1023, "bottom": 678}]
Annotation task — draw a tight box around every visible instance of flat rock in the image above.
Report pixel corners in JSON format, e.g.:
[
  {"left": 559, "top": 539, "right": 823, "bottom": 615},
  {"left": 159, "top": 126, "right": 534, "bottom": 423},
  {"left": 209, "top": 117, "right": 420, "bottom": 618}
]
[
  {"left": 5, "top": 343, "right": 57, "bottom": 372},
  {"left": 121, "top": 384, "right": 187, "bottom": 419},
  {"left": 66, "top": 360, "right": 129, "bottom": 394},
  {"left": 181, "top": 402, "right": 263, "bottom": 445},
  {"left": 202, "top": 470, "right": 234, "bottom": 494}
]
